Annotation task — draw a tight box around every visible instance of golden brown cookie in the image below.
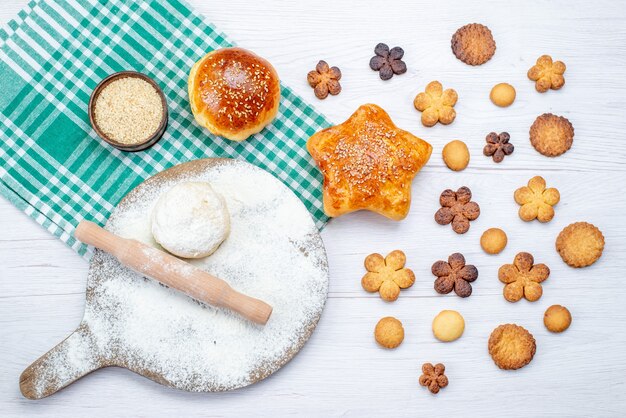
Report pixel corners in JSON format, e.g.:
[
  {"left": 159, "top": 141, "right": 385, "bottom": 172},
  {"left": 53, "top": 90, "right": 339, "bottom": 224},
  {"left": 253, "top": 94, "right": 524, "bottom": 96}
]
[
  {"left": 434, "top": 187, "right": 480, "bottom": 234},
  {"left": 490, "top": 83, "right": 516, "bottom": 107},
  {"left": 514, "top": 176, "right": 560, "bottom": 223},
  {"left": 419, "top": 363, "right": 449, "bottom": 394},
  {"left": 307, "top": 60, "right": 341, "bottom": 99},
  {"left": 432, "top": 310, "right": 465, "bottom": 342},
  {"left": 451, "top": 23, "right": 496, "bottom": 66},
  {"left": 499, "top": 252, "right": 550, "bottom": 302},
  {"left": 374, "top": 316, "right": 404, "bottom": 349},
  {"left": 556, "top": 222, "right": 605, "bottom": 268},
  {"left": 480, "top": 228, "right": 507, "bottom": 254},
  {"left": 544, "top": 305, "right": 572, "bottom": 333},
  {"left": 361, "top": 250, "right": 415, "bottom": 301},
  {"left": 488, "top": 324, "right": 536, "bottom": 370},
  {"left": 413, "top": 81, "right": 458, "bottom": 127},
  {"left": 530, "top": 113, "right": 574, "bottom": 157},
  {"left": 528, "top": 55, "right": 566, "bottom": 93},
  {"left": 442, "top": 140, "right": 470, "bottom": 171}
]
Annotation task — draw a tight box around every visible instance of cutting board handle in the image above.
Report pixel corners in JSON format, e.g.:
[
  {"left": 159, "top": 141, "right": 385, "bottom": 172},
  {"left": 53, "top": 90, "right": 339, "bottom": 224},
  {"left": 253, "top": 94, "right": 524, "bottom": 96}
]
[{"left": 20, "top": 324, "right": 104, "bottom": 399}]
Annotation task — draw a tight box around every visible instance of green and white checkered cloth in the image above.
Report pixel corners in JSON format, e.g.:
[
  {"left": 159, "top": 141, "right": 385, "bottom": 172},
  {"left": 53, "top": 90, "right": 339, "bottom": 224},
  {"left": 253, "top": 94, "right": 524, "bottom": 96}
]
[{"left": 0, "top": 0, "right": 331, "bottom": 257}]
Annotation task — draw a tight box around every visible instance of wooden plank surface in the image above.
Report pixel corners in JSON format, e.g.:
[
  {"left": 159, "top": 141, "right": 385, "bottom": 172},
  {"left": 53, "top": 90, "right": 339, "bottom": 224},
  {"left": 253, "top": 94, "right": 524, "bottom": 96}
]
[{"left": 1, "top": 0, "right": 626, "bottom": 416}]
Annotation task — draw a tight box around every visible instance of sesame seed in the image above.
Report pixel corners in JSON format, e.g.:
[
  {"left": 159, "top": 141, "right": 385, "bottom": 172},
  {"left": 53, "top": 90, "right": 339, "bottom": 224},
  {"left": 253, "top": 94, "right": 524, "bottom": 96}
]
[{"left": 93, "top": 77, "right": 163, "bottom": 145}]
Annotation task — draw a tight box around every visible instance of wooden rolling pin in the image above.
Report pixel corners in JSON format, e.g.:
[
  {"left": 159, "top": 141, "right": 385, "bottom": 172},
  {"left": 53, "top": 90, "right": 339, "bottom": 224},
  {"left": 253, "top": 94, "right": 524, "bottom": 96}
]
[{"left": 74, "top": 220, "right": 272, "bottom": 325}]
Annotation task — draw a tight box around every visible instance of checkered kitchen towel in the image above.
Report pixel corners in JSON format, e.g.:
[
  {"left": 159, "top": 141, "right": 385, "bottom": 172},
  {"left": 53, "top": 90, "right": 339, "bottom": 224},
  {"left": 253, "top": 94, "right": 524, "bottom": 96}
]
[{"left": 0, "top": 0, "right": 331, "bottom": 256}]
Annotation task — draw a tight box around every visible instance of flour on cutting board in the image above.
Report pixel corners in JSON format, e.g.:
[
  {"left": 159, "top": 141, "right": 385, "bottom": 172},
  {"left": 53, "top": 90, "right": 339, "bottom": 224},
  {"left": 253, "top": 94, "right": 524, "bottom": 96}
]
[{"left": 33, "top": 161, "right": 328, "bottom": 395}]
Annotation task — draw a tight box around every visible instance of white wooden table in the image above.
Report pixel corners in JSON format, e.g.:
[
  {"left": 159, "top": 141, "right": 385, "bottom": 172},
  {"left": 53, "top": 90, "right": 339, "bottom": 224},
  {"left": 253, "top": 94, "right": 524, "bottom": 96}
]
[{"left": 2, "top": 0, "right": 626, "bottom": 416}]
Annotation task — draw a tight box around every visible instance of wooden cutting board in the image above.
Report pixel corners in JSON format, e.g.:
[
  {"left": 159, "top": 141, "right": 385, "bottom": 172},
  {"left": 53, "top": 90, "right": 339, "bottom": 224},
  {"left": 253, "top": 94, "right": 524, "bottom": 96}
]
[{"left": 20, "top": 158, "right": 329, "bottom": 399}]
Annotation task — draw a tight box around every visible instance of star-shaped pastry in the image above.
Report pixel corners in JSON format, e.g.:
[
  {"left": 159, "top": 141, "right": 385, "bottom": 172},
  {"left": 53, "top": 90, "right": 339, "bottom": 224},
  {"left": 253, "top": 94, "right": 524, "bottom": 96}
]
[{"left": 307, "top": 104, "right": 432, "bottom": 220}]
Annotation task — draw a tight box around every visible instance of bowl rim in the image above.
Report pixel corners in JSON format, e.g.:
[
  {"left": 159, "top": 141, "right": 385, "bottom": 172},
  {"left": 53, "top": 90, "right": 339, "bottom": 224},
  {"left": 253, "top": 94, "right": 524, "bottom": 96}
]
[{"left": 88, "top": 71, "right": 168, "bottom": 152}]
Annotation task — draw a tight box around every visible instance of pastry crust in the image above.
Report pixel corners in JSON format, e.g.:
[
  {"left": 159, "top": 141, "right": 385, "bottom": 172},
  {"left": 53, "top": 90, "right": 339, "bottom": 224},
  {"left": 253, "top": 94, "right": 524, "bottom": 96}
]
[
  {"left": 188, "top": 47, "right": 281, "bottom": 141},
  {"left": 307, "top": 104, "right": 432, "bottom": 220},
  {"left": 556, "top": 222, "right": 605, "bottom": 268},
  {"left": 530, "top": 113, "right": 574, "bottom": 157},
  {"left": 451, "top": 23, "right": 496, "bottom": 66},
  {"left": 488, "top": 324, "right": 536, "bottom": 370},
  {"left": 374, "top": 317, "right": 404, "bottom": 349}
]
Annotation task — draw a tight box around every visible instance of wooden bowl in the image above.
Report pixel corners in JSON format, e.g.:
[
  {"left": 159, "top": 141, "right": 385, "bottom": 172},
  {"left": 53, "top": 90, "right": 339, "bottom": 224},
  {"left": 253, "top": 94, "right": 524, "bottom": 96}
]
[{"left": 88, "top": 71, "right": 168, "bottom": 152}]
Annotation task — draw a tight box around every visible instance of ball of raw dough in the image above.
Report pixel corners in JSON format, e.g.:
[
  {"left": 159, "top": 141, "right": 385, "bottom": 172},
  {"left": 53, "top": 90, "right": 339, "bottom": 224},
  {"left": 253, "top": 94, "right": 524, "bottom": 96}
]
[
  {"left": 432, "top": 310, "right": 465, "bottom": 342},
  {"left": 374, "top": 317, "right": 404, "bottom": 349},
  {"left": 480, "top": 228, "right": 508, "bottom": 254},
  {"left": 490, "top": 83, "right": 516, "bottom": 107},
  {"left": 442, "top": 140, "right": 470, "bottom": 171},
  {"left": 151, "top": 182, "right": 230, "bottom": 258},
  {"left": 544, "top": 305, "right": 572, "bottom": 333}
]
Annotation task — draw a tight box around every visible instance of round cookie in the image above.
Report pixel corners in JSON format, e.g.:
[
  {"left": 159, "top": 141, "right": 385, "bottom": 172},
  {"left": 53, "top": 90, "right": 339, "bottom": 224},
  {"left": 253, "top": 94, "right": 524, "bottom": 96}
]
[
  {"left": 544, "top": 305, "right": 572, "bottom": 333},
  {"left": 451, "top": 23, "right": 496, "bottom": 66},
  {"left": 374, "top": 317, "right": 404, "bottom": 349},
  {"left": 530, "top": 113, "right": 574, "bottom": 157},
  {"left": 151, "top": 182, "right": 230, "bottom": 258},
  {"left": 490, "top": 83, "right": 516, "bottom": 107},
  {"left": 488, "top": 324, "right": 536, "bottom": 370},
  {"left": 442, "top": 140, "right": 470, "bottom": 171},
  {"left": 432, "top": 310, "right": 465, "bottom": 342},
  {"left": 480, "top": 228, "right": 507, "bottom": 254},
  {"left": 556, "top": 222, "right": 605, "bottom": 268}
]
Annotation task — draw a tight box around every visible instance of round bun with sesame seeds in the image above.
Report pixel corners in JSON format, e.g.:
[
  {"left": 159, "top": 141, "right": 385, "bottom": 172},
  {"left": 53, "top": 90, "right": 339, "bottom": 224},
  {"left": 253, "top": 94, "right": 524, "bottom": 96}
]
[{"left": 188, "top": 47, "right": 281, "bottom": 142}]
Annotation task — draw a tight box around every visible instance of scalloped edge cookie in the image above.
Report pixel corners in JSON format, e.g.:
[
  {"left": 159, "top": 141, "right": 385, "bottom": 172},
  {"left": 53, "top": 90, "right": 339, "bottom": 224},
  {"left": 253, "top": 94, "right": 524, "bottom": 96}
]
[
  {"left": 451, "top": 23, "right": 496, "bottom": 66},
  {"left": 556, "top": 222, "right": 605, "bottom": 267},
  {"left": 488, "top": 324, "right": 536, "bottom": 370},
  {"left": 530, "top": 113, "right": 574, "bottom": 157}
]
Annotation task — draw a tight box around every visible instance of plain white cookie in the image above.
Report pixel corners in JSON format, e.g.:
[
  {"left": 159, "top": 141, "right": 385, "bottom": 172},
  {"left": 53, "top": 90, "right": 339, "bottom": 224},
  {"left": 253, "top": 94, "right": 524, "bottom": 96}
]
[{"left": 151, "top": 182, "right": 230, "bottom": 258}]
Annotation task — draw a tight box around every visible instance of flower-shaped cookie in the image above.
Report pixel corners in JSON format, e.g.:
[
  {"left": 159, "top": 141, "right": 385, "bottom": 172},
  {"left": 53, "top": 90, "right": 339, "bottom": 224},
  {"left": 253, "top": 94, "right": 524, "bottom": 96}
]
[
  {"left": 431, "top": 253, "right": 478, "bottom": 298},
  {"left": 498, "top": 252, "right": 550, "bottom": 302},
  {"left": 369, "top": 43, "right": 407, "bottom": 80},
  {"left": 527, "top": 55, "right": 566, "bottom": 93},
  {"left": 419, "top": 363, "right": 449, "bottom": 394},
  {"left": 434, "top": 186, "right": 480, "bottom": 234},
  {"left": 413, "top": 81, "right": 458, "bottom": 127},
  {"left": 483, "top": 131, "right": 514, "bottom": 163},
  {"left": 514, "top": 176, "right": 560, "bottom": 222},
  {"left": 307, "top": 60, "right": 342, "bottom": 99},
  {"left": 362, "top": 250, "right": 415, "bottom": 301}
]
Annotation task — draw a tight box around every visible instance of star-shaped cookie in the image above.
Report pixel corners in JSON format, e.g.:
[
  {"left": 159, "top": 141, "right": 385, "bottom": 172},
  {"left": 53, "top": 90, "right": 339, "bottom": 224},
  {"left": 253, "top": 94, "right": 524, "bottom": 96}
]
[{"left": 307, "top": 104, "right": 432, "bottom": 220}]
